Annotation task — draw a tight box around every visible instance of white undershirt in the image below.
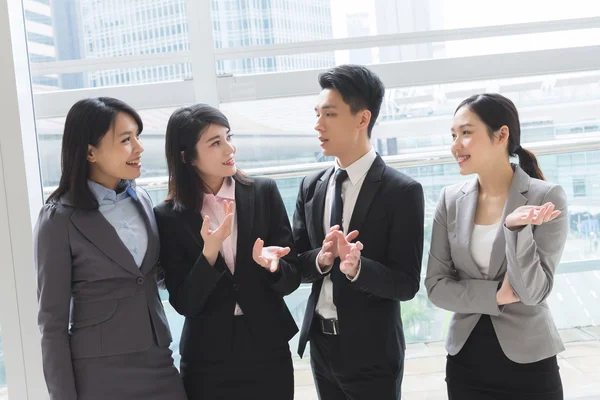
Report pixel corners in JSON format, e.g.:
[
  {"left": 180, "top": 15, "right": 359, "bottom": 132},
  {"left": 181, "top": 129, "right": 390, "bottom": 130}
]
[{"left": 470, "top": 222, "right": 500, "bottom": 279}]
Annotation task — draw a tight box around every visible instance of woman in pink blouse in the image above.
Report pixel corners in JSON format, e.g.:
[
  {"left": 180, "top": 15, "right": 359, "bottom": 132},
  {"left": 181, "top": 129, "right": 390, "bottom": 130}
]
[{"left": 154, "top": 104, "right": 300, "bottom": 400}]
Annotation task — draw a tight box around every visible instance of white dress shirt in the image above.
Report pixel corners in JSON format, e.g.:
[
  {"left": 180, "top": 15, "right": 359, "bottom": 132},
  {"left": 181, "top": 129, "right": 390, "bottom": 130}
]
[
  {"left": 470, "top": 222, "right": 500, "bottom": 279},
  {"left": 315, "top": 147, "right": 377, "bottom": 320}
]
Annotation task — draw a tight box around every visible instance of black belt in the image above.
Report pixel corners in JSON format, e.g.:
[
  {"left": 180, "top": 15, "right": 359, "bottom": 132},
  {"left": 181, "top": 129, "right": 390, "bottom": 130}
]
[{"left": 316, "top": 316, "right": 340, "bottom": 335}]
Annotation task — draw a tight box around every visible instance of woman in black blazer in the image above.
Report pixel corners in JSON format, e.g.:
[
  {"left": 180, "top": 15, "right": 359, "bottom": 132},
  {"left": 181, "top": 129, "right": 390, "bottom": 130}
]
[{"left": 154, "top": 104, "right": 300, "bottom": 400}]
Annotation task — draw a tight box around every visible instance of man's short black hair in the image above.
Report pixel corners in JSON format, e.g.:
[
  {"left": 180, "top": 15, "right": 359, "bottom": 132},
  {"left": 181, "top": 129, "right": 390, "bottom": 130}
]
[{"left": 318, "top": 64, "right": 385, "bottom": 138}]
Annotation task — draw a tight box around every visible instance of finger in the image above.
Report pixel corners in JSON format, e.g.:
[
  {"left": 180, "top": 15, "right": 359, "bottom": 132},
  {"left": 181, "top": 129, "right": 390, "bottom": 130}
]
[
  {"left": 523, "top": 208, "right": 535, "bottom": 221},
  {"left": 321, "top": 252, "right": 334, "bottom": 264},
  {"left": 335, "top": 230, "right": 348, "bottom": 245},
  {"left": 201, "top": 215, "right": 211, "bottom": 236},
  {"left": 270, "top": 257, "right": 279, "bottom": 272},
  {"left": 218, "top": 213, "right": 234, "bottom": 236},
  {"left": 542, "top": 204, "right": 555, "bottom": 222},
  {"left": 345, "top": 230, "right": 359, "bottom": 243},
  {"left": 277, "top": 247, "right": 291, "bottom": 257},
  {"left": 548, "top": 210, "right": 561, "bottom": 221},
  {"left": 252, "top": 238, "right": 263, "bottom": 261},
  {"left": 355, "top": 241, "right": 364, "bottom": 251},
  {"left": 258, "top": 255, "right": 269, "bottom": 268},
  {"left": 329, "top": 225, "right": 341, "bottom": 232},
  {"left": 322, "top": 241, "right": 333, "bottom": 252},
  {"left": 533, "top": 206, "right": 549, "bottom": 225}
]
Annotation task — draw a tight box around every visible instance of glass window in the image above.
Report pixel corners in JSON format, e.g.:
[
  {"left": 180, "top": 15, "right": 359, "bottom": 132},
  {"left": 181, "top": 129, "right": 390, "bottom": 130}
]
[
  {"left": 0, "top": 326, "right": 6, "bottom": 399},
  {"left": 25, "top": 0, "right": 189, "bottom": 91}
]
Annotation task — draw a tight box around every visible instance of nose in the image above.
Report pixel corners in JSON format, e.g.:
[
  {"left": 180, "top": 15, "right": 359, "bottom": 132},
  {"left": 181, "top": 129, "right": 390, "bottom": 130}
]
[
  {"left": 134, "top": 136, "right": 144, "bottom": 154},
  {"left": 314, "top": 116, "right": 325, "bottom": 133},
  {"left": 226, "top": 138, "right": 235, "bottom": 154}
]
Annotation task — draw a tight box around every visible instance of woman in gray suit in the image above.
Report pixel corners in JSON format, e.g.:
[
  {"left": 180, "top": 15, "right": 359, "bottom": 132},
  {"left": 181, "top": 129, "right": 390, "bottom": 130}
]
[
  {"left": 426, "top": 93, "right": 568, "bottom": 399},
  {"left": 34, "top": 97, "right": 186, "bottom": 400}
]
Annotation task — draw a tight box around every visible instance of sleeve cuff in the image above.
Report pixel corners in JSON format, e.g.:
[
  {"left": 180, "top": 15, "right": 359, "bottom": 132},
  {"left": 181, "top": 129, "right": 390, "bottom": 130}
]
[
  {"left": 347, "top": 259, "right": 362, "bottom": 282},
  {"left": 315, "top": 252, "right": 333, "bottom": 274}
]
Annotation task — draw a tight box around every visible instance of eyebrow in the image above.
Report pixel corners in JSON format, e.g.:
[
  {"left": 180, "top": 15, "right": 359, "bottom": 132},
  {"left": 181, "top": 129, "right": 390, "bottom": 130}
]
[
  {"left": 451, "top": 123, "right": 474, "bottom": 132},
  {"left": 118, "top": 131, "right": 134, "bottom": 137},
  {"left": 205, "top": 130, "right": 231, "bottom": 143},
  {"left": 314, "top": 104, "right": 337, "bottom": 111}
]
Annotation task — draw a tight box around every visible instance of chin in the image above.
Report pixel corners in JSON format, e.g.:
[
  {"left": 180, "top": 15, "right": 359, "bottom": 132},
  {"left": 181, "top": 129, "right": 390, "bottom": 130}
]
[
  {"left": 458, "top": 167, "right": 476, "bottom": 176},
  {"left": 123, "top": 170, "right": 142, "bottom": 180}
]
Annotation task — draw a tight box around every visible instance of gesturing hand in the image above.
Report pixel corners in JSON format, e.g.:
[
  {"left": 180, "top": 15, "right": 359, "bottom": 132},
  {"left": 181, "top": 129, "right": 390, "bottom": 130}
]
[
  {"left": 334, "top": 230, "right": 363, "bottom": 279},
  {"left": 201, "top": 200, "right": 234, "bottom": 265},
  {"left": 317, "top": 225, "right": 359, "bottom": 270},
  {"left": 505, "top": 202, "right": 561, "bottom": 230},
  {"left": 252, "top": 238, "right": 291, "bottom": 273}
]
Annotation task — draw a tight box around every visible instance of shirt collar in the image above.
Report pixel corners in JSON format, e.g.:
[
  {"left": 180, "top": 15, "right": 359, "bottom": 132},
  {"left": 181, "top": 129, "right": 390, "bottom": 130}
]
[
  {"left": 333, "top": 147, "right": 377, "bottom": 186},
  {"left": 206, "top": 177, "right": 236, "bottom": 201},
  {"left": 88, "top": 179, "right": 138, "bottom": 204}
]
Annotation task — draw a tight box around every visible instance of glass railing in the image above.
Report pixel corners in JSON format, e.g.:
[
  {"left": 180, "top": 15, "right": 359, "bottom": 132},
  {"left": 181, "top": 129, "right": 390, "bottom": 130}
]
[{"left": 43, "top": 136, "right": 600, "bottom": 366}]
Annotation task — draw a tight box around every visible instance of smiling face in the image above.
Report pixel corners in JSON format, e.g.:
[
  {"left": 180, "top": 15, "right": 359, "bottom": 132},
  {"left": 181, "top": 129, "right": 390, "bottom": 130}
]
[
  {"left": 87, "top": 111, "right": 144, "bottom": 189},
  {"left": 191, "top": 123, "right": 237, "bottom": 187},
  {"left": 450, "top": 106, "right": 509, "bottom": 176}
]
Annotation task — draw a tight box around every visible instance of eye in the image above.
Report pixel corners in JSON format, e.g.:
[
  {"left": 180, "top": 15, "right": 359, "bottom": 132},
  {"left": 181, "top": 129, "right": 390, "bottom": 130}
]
[
  {"left": 227, "top": 134, "right": 233, "bottom": 141},
  {"left": 451, "top": 133, "right": 457, "bottom": 140},
  {"left": 211, "top": 141, "right": 220, "bottom": 147},
  {"left": 462, "top": 130, "right": 470, "bottom": 135},
  {"left": 121, "top": 137, "right": 130, "bottom": 143}
]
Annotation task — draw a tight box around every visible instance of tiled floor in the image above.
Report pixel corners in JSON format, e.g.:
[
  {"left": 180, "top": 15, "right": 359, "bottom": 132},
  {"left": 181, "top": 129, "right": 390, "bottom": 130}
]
[{"left": 294, "top": 326, "right": 600, "bottom": 399}]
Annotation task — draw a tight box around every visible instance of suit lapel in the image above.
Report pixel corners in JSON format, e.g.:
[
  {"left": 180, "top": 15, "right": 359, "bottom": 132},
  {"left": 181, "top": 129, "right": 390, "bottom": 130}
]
[
  {"left": 136, "top": 189, "right": 159, "bottom": 275},
  {"left": 70, "top": 209, "right": 142, "bottom": 277},
  {"left": 235, "top": 181, "right": 254, "bottom": 274},
  {"left": 348, "top": 156, "right": 384, "bottom": 234},
  {"left": 455, "top": 178, "right": 484, "bottom": 279},
  {"left": 311, "top": 168, "right": 333, "bottom": 245},
  {"left": 487, "top": 166, "right": 529, "bottom": 280}
]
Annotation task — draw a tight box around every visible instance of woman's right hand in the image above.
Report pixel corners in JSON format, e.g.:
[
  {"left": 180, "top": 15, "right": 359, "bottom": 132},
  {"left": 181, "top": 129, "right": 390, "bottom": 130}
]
[
  {"left": 496, "top": 272, "right": 520, "bottom": 305},
  {"left": 201, "top": 200, "right": 234, "bottom": 266}
]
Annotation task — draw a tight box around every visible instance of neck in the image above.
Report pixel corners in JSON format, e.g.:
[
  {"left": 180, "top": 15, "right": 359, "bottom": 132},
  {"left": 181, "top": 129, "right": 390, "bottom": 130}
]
[
  {"left": 203, "top": 175, "right": 226, "bottom": 195},
  {"left": 477, "top": 160, "right": 514, "bottom": 196},
  {"left": 336, "top": 140, "right": 371, "bottom": 169},
  {"left": 88, "top": 170, "right": 120, "bottom": 191}
]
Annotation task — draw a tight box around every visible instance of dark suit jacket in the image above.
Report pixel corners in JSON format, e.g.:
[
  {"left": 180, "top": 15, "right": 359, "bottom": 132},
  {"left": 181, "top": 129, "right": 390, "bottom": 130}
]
[
  {"left": 293, "top": 155, "right": 424, "bottom": 366},
  {"left": 154, "top": 177, "right": 300, "bottom": 362},
  {"left": 34, "top": 187, "right": 172, "bottom": 400}
]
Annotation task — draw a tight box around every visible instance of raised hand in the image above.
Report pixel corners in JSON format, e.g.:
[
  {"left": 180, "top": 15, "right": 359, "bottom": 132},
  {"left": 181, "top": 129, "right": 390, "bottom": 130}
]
[
  {"left": 496, "top": 272, "right": 520, "bottom": 305},
  {"left": 200, "top": 200, "right": 234, "bottom": 265},
  {"left": 317, "top": 226, "right": 359, "bottom": 271},
  {"left": 252, "top": 238, "right": 291, "bottom": 273},
  {"left": 334, "top": 230, "right": 363, "bottom": 279},
  {"left": 505, "top": 202, "right": 561, "bottom": 230}
]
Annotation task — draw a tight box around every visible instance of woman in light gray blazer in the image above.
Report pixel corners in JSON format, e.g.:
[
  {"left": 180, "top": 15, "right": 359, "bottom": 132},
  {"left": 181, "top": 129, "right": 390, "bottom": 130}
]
[
  {"left": 34, "top": 98, "right": 186, "bottom": 400},
  {"left": 426, "top": 93, "right": 568, "bottom": 399}
]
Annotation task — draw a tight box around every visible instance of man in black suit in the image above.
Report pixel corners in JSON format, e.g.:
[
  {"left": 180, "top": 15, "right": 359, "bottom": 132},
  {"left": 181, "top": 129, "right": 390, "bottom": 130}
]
[{"left": 293, "top": 64, "right": 424, "bottom": 399}]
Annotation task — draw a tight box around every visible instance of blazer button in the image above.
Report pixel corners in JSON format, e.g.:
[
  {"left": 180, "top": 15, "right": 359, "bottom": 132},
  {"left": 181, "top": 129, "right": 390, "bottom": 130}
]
[
  {"left": 232, "top": 284, "right": 240, "bottom": 291},
  {"left": 136, "top": 277, "right": 145, "bottom": 285}
]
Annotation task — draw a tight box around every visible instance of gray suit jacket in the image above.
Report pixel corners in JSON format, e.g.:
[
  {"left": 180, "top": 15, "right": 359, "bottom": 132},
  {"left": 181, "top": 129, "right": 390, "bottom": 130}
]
[
  {"left": 34, "top": 187, "right": 172, "bottom": 400},
  {"left": 425, "top": 165, "right": 568, "bottom": 364}
]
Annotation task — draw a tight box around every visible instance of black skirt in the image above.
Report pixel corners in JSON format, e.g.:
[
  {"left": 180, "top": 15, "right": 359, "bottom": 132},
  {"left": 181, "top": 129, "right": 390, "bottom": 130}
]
[
  {"left": 446, "top": 315, "right": 563, "bottom": 400},
  {"left": 180, "top": 316, "right": 294, "bottom": 400}
]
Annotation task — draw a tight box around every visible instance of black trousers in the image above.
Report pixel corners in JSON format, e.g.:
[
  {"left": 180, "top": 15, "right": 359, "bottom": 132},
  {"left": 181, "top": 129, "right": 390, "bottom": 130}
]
[
  {"left": 447, "top": 315, "right": 563, "bottom": 400},
  {"left": 309, "top": 323, "right": 403, "bottom": 400},
  {"left": 180, "top": 316, "right": 294, "bottom": 400}
]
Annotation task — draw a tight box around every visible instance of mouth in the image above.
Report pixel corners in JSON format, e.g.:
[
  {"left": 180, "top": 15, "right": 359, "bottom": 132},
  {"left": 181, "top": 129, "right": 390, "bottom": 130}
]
[
  {"left": 223, "top": 157, "right": 235, "bottom": 166},
  {"left": 126, "top": 158, "right": 142, "bottom": 168},
  {"left": 456, "top": 155, "right": 470, "bottom": 165},
  {"left": 319, "top": 137, "right": 328, "bottom": 147}
]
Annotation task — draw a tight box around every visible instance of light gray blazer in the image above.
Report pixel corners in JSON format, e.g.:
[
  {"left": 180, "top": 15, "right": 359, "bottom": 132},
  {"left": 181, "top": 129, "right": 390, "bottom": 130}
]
[
  {"left": 425, "top": 165, "right": 568, "bottom": 364},
  {"left": 34, "top": 187, "right": 172, "bottom": 399}
]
